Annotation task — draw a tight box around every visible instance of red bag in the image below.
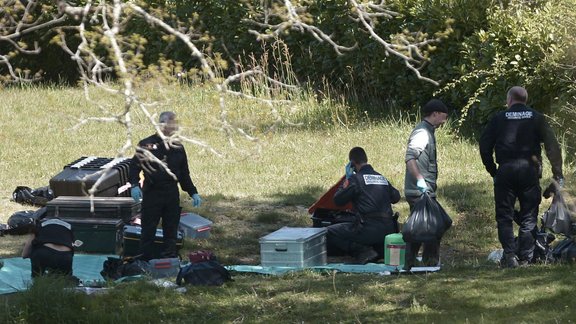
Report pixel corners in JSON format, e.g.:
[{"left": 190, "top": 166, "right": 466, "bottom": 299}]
[{"left": 188, "top": 250, "right": 216, "bottom": 263}]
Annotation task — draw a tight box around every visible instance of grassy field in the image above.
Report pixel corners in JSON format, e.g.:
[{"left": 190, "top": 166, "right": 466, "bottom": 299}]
[{"left": 0, "top": 85, "right": 575, "bottom": 323}]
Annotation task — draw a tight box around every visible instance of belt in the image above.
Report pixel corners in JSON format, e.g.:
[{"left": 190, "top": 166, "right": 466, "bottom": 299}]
[{"left": 362, "top": 212, "right": 391, "bottom": 220}]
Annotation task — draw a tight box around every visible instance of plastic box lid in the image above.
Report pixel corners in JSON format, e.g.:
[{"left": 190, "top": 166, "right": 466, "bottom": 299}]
[
  {"left": 259, "top": 227, "right": 327, "bottom": 243},
  {"left": 179, "top": 212, "right": 213, "bottom": 228}
]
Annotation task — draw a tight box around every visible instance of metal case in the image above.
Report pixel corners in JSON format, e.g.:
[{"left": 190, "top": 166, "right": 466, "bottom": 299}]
[{"left": 259, "top": 227, "right": 327, "bottom": 267}]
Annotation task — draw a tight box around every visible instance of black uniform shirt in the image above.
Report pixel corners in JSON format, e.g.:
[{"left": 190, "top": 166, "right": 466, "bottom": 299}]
[
  {"left": 479, "top": 103, "right": 563, "bottom": 179},
  {"left": 129, "top": 134, "right": 198, "bottom": 196},
  {"left": 333, "top": 164, "right": 401, "bottom": 217},
  {"left": 34, "top": 218, "right": 74, "bottom": 249}
]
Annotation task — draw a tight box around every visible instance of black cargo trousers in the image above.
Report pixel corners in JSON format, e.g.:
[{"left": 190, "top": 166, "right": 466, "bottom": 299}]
[
  {"left": 140, "top": 184, "right": 180, "bottom": 260},
  {"left": 494, "top": 159, "right": 541, "bottom": 262},
  {"left": 327, "top": 216, "right": 396, "bottom": 257}
]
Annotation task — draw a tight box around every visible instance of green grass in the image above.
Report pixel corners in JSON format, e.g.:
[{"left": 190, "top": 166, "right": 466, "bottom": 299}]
[{"left": 0, "top": 85, "right": 575, "bottom": 323}]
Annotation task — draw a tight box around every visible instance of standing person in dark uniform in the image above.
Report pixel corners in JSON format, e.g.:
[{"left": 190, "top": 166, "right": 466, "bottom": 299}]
[
  {"left": 403, "top": 99, "right": 449, "bottom": 270},
  {"left": 328, "top": 147, "right": 401, "bottom": 264},
  {"left": 22, "top": 218, "right": 75, "bottom": 278},
  {"left": 129, "top": 111, "right": 202, "bottom": 260},
  {"left": 480, "top": 86, "right": 563, "bottom": 268}
]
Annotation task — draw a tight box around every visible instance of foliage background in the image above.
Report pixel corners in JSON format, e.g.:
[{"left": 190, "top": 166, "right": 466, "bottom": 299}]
[{"left": 5, "top": 1, "right": 576, "bottom": 143}]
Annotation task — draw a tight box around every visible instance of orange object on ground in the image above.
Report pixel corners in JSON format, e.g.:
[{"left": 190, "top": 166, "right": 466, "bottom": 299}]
[{"left": 308, "top": 176, "right": 353, "bottom": 214}]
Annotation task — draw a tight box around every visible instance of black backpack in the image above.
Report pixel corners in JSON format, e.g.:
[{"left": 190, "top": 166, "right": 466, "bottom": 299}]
[{"left": 176, "top": 260, "right": 232, "bottom": 286}]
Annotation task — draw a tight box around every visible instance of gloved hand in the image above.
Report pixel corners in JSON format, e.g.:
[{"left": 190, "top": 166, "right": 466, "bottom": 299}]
[
  {"left": 557, "top": 177, "right": 565, "bottom": 188},
  {"left": 416, "top": 178, "right": 428, "bottom": 193},
  {"left": 130, "top": 186, "right": 142, "bottom": 202},
  {"left": 192, "top": 193, "right": 202, "bottom": 207},
  {"left": 345, "top": 162, "right": 354, "bottom": 179}
]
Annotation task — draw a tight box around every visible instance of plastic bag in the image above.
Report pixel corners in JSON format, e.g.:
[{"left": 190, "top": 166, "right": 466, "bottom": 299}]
[
  {"left": 100, "top": 256, "right": 151, "bottom": 280},
  {"left": 402, "top": 193, "right": 452, "bottom": 243},
  {"left": 551, "top": 238, "right": 576, "bottom": 264},
  {"left": 176, "top": 260, "right": 232, "bottom": 286},
  {"left": 11, "top": 186, "right": 54, "bottom": 207},
  {"left": 542, "top": 190, "right": 573, "bottom": 236},
  {"left": 6, "top": 210, "right": 38, "bottom": 235}
]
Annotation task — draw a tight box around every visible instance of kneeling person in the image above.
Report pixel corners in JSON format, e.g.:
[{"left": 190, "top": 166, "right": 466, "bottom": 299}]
[
  {"left": 327, "top": 147, "right": 401, "bottom": 264},
  {"left": 22, "top": 218, "right": 75, "bottom": 278}
]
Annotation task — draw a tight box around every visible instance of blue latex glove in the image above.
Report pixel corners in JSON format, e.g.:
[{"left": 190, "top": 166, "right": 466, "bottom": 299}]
[
  {"left": 557, "top": 177, "right": 565, "bottom": 188},
  {"left": 345, "top": 162, "right": 354, "bottom": 179},
  {"left": 192, "top": 193, "right": 202, "bottom": 207},
  {"left": 130, "top": 186, "right": 142, "bottom": 202},
  {"left": 416, "top": 178, "right": 428, "bottom": 193}
]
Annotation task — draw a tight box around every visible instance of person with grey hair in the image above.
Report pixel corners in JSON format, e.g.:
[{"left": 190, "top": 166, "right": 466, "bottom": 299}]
[
  {"left": 480, "top": 86, "right": 563, "bottom": 268},
  {"left": 129, "top": 111, "right": 202, "bottom": 260}
]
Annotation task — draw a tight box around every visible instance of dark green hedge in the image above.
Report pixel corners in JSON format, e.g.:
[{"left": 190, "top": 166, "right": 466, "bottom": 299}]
[{"left": 4, "top": 0, "right": 576, "bottom": 135}]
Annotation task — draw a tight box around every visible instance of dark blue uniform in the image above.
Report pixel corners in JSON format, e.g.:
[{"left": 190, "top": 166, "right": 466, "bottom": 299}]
[
  {"left": 30, "top": 219, "right": 74, "bottom": 277},
  {"left": 480, "top": 103, "right": 563, "bottom": 262},
  {"left": 129, "top": 134, "right": 198, "bottom": 260},
  {"left": 328, "top": 164, "right": 400, "bottom": 260}
]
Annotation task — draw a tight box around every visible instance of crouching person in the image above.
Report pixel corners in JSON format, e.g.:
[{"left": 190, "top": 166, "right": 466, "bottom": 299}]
[
  {"left": 22, "top": 218, "right": 75, "bottom": 278},
  {"left": 327, "top": 147, "right": 401, "bottom": 264}
]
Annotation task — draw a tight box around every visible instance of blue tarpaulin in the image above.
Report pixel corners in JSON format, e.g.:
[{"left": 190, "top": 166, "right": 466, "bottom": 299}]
[
  {"left": 226, "top": 263, "right": 440, "bottom": 275},
  {"left": 0, "top": 254, "right": 114, "bottom": 295}
]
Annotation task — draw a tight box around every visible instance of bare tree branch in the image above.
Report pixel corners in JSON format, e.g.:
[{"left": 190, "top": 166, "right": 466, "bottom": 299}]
[{"left": 247, "top": 0, "right": 449, "bottom": 85}]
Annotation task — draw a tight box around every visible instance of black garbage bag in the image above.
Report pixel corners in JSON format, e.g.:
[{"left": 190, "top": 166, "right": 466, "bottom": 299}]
[
  {"left": 101, "top": 256, "right": 151, "bottom": 280},
  {"left": 542, "top": 189, "right": 573, "bottom": 236},
  {"left": 6, "top": 210, "right": 38, "bottom": 235},
  {"left": 11, "top": 186, "right": 54, "bottom": 207},
  {"left": 176, "top": 260, "right": 232, "bottom": 286},
  {"left": 551, "top": 238, "right": 576, "bottom": 264},
  {"left": 402, "top": 193, "right": 452, "bottom": 243}
]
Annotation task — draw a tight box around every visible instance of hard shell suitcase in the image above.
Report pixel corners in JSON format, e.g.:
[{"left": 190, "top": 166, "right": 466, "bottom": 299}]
[
  {"left": 61, "top": 217, "right": 124, "bottom": 254},
  {"left": 46, "top": 196, "right": 140, "bottom": 222},
  {"left": 122, "top": 225, "right": 184, "bottom": 258},
  {"left": 49, "top": 156, "right": 132, "bottom": 197}
]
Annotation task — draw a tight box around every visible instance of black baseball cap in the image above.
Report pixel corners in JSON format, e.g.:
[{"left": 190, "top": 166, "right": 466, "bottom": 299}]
[{"left": 422, "top": 99, "right": 448, "bottom": 114}]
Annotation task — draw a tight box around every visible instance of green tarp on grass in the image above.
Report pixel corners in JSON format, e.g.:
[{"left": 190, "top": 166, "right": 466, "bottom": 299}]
[
  {"left": 226, "top": 263, "right": 440, "bottom": 275},
  {"left": 0, "top": 254, "right": 114, "bottom": 295}
]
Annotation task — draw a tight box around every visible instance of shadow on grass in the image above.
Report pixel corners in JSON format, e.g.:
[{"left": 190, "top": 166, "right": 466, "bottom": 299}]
[
  {"left": 183, "top": 185, "right": 327, "bottom": 265},
  {"left": 436, "top": 181, "right": 499, "bottom": 264}
]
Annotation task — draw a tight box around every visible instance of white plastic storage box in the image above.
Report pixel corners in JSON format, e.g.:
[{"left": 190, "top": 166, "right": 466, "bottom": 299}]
[
  {"left": 259, "top": 227, "right": 327, "bottom": 267},
  {"left": 178, "top": 213, "right": 213, "bottom": 239},
  {"left": 148, "top": 258, "right": 181, "bottom": 278}
]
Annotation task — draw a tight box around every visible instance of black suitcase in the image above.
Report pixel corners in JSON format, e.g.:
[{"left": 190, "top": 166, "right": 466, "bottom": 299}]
[
  {"left": 46, "top": 196, "right": 140, "bottom": 222},
  {"left": 61, "top": 217, "right": 124, "bottom": 254},
  {"left": 49, "top": 156, "right": 132, "bottom": 197},
  {"left": 122, "top": 225, "right": 184, "bottom": 258}
]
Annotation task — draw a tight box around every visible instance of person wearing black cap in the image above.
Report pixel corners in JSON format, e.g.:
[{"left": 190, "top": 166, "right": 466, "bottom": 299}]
[
  {"left": 480, "top": 86, "right": 563, "bottom": 268},
  {"left": 403, "top": 99, "right": 449, "bottom": 270}
]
